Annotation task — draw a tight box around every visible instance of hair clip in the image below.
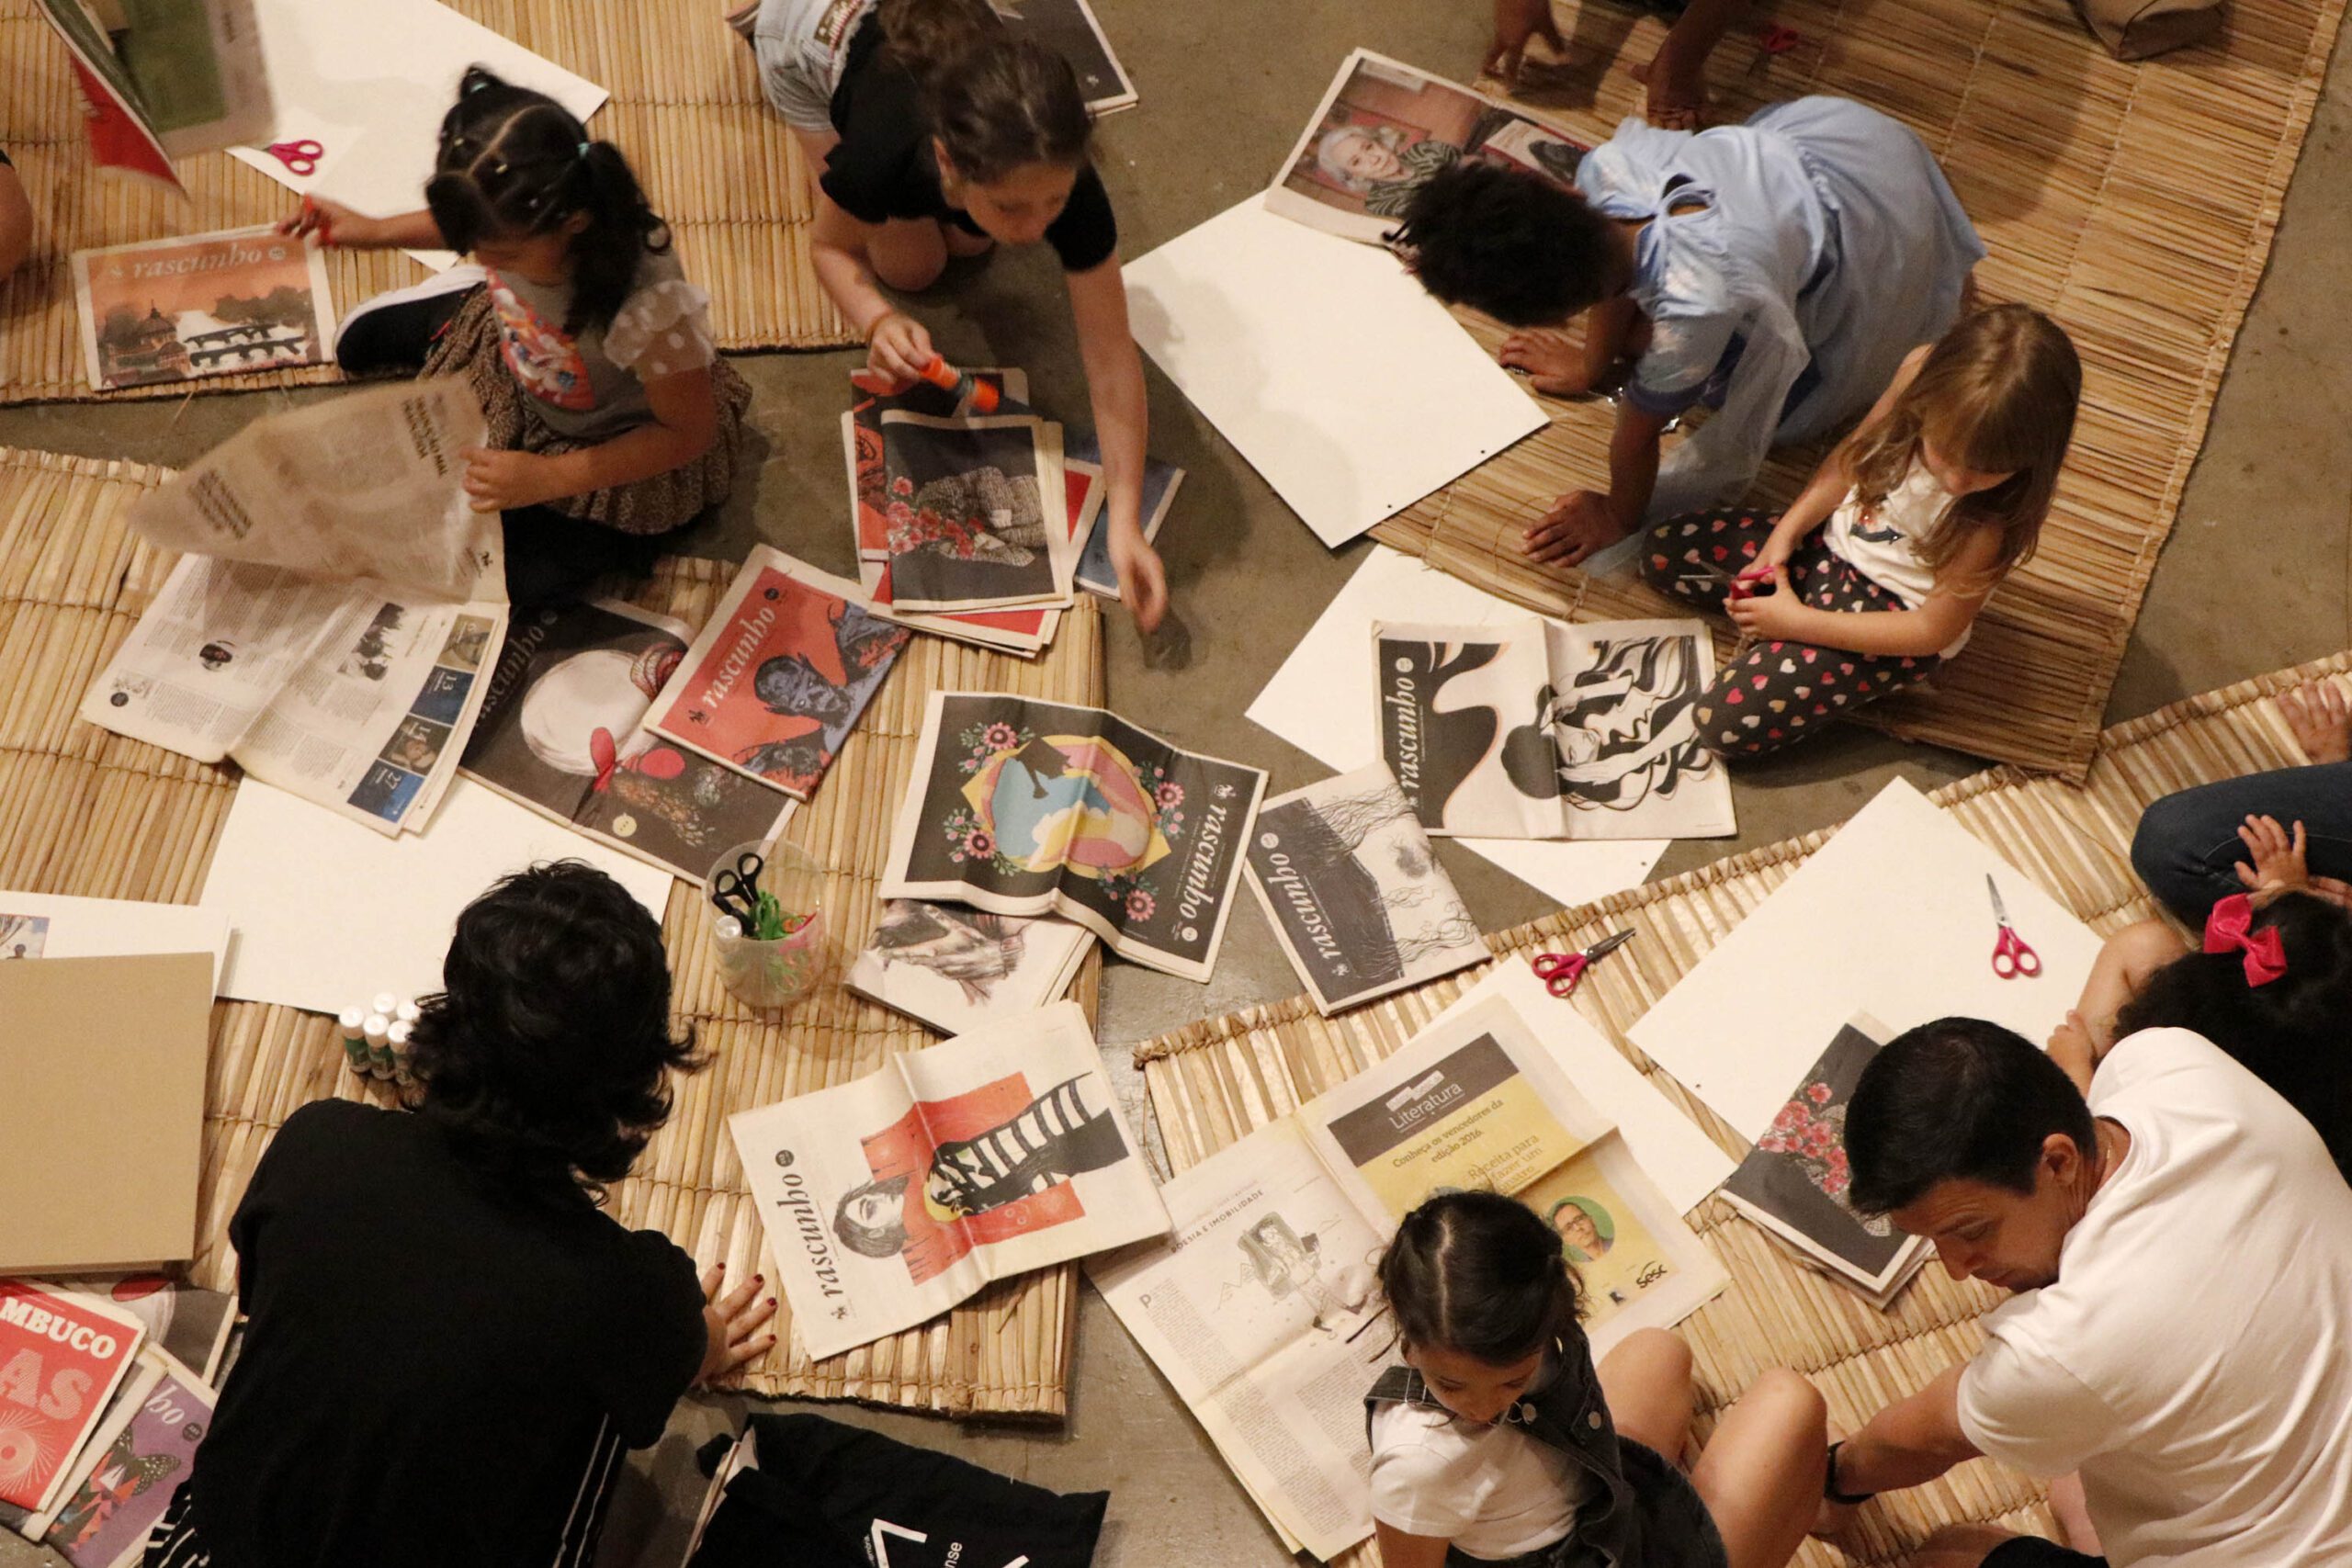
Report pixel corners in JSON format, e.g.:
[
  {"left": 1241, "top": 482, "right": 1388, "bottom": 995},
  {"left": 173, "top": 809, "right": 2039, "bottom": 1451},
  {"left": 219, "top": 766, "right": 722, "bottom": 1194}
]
[
  {"left": 2204, "top": 894, "right": 2288, "bottom": 987},
  {"left": 466, "top": 75, "right": 493, "bottom": 94},
  {"left": 576, "top": 141, "right": 591, "bottom": 158}
]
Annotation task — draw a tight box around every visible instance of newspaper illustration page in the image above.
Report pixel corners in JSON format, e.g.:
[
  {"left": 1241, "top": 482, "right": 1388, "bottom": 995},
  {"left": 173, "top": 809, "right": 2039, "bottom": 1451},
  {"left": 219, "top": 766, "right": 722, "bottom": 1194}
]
[
  {"left": 729, "top": 1002, "right": 1166, "bottom": 1361},
  {"left": 1090, "top": 1119, "right": 1388, "bottom": 1561}
]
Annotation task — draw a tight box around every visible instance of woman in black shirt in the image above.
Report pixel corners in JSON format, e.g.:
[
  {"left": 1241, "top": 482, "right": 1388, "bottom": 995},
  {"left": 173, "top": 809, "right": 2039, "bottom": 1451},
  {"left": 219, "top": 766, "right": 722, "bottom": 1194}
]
[
  {"left": 147, "top": 863, "right": 775, "bottom": 1568},
  {"left": 758, "top": 0, "right": 1167, "bottom": 629}
]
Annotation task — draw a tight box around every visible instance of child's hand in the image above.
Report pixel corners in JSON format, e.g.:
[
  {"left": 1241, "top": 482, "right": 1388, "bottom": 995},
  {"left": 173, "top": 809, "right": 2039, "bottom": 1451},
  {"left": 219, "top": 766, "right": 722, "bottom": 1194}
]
[
  {"left": 2234, "top": 815, "right": 2310, "bottom": 895},
  {"left": 279, "top": 196, "right": 374, "bottom": 248},
  {"left": 1725, "top": 564, "right": 1806, "bottom": 637},
  {"left": 865, "top": 311, "right": 935, "bottom": 386},
  {"left": 1483, "top": 0, "right": 1566, "bottom": 86},
  {"left": 695, "top": 1263, "right": 779, "bottom": 1387},
  {"left": 2279, "top": 680, "right": 2352, "bottom": 765},
  {"left": 1110, "top": 524, "right": 1169, "bottom": 633},
  {"left": 1524, "top": 489, "right": 1631, "bottom": 567},
  {"left": 459, "top": 446, "right": 567, "bottom": 513},
  {"left": 1498, "top": 330, "right": 1590, "bottom": 397}
]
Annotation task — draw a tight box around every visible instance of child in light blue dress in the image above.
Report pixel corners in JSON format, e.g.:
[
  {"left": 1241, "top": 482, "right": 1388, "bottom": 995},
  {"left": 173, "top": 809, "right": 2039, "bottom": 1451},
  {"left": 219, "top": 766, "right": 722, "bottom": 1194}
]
[{"left": 1394, "top": 96, "right": 1985, "bottom": 570}]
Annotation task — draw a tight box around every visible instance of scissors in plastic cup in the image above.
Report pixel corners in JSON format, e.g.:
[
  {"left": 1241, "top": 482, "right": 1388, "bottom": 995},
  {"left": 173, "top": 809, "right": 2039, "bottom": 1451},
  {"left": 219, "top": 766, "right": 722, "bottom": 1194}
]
[
  {"left": 1986, "top": 874, "right": 2041, "bottom": 979},
  {"left": 1531, "top": 929, "right": 1634, "bottom": 998},
  {"left": 710, "top": 851, "right": 767, "bottom": 927},
  {"left": 266, "top": 139, "right": 326, "bottom": 176}
]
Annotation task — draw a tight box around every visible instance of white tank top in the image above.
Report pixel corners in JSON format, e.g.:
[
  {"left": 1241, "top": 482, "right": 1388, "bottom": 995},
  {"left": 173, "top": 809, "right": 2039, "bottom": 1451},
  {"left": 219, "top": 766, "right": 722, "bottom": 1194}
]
[{"left": 1823, "top": 462, "right": 1973, "bottom": 657}]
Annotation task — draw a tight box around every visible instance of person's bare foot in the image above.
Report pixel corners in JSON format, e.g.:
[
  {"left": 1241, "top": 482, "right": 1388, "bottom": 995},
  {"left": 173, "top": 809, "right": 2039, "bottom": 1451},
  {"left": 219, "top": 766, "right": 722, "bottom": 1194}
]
[
  {"left": 1630, "top": 52, "right": 1708, "bottom": 130},
  {"left": 2280, "top": 680, "right": 2352, "bottom": 764},
  {"left": 1498, "top": 330, "right": 1589, "bottom": 395}
]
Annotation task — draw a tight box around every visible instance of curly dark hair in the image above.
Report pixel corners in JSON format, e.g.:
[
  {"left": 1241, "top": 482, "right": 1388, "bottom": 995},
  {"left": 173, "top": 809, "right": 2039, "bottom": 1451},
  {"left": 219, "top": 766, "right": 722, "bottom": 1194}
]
[
  {"left": 426, "top": 67, "right": 669, "bottom": 336},
  {"left": 2116, "top": 891, "right": 2352, "bottom": 1175},
  {"left": 1387, "top": 162, "right": 1618, "bottom": 328},
  {"left": 408, "top": 861, "right": 703, "bottom": 1201}
]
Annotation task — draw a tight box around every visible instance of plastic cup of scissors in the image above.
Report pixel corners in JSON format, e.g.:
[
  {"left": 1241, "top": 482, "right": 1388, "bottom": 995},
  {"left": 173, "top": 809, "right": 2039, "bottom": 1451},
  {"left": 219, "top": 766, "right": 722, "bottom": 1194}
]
[
  {"left": 1985, "top": 874, "right": 2041, "bottom": 979},
  {"left": 704, "top": 838, "right": 831, "bottom": 1010},
  {"left": 1531, "top": 930, "right": 1634, "bottom": 998}
]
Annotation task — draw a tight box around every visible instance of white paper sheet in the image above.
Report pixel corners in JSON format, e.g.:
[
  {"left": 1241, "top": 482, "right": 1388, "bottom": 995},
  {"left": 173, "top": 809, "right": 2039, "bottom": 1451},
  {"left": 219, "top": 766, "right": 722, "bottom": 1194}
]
[
  {"left": 0, "top": 890, "right": 231, "bottom": 992},
  {"left": 229, "top": 0, "right": 608, "bottom": 270},
  {"left": 199, "top": 775, "right": 673, "bottom": 1015},
  {"left": 1125, "top": 196, "right": 1547, "bottom": 547},
  {"left": 1250, "top": 546, "right": 1668, "bottom": 905},
  {"left": 1629, "top": 779, "right": 2107, "bottom": 1142},
  {"left": 1430, "top": 962, "right": 1734, "bottom": 1213}
]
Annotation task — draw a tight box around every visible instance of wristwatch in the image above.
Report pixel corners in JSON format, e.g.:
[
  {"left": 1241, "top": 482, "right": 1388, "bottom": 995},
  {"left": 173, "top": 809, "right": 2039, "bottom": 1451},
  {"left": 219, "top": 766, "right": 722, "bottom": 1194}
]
[{"left": 1823, "top": 1440, "right": 1877, "bottom": 1505}]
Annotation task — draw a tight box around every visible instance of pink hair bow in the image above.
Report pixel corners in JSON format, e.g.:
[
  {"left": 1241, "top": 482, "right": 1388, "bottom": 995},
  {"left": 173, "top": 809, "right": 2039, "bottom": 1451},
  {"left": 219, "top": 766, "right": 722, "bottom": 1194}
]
[{"left": 2203, "top": 894, "right": 2288, "bottom": 987}]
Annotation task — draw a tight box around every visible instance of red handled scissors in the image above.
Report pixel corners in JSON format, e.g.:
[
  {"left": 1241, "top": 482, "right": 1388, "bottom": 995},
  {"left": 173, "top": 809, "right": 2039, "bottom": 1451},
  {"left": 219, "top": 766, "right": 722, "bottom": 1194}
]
[
  {"left": 1986, "top": 874, "right": 2041, "bottom": 979},
  {"left": 1531, "top": 929, "right": 1634, "bottom": 998},
  {"left": 267, "top": 139, "right": 325, "bottom": 176}
]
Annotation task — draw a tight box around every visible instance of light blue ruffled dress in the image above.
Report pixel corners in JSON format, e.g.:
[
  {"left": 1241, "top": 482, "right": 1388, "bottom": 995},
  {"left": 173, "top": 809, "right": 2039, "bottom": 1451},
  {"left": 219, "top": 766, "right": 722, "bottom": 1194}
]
[{"left": 1577, "top": 96, "right": 1986, "bottom": 521}]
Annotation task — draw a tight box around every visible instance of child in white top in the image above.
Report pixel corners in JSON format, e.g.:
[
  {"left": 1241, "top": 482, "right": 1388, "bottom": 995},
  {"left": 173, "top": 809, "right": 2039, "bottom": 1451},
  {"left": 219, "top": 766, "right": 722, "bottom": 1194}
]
[
  {"left": 1367, "top": 1190, "right": 1826, "bottom": 1568},
  {"left": 1638, "top": 303, "right": 2080, "bottom": 759}
]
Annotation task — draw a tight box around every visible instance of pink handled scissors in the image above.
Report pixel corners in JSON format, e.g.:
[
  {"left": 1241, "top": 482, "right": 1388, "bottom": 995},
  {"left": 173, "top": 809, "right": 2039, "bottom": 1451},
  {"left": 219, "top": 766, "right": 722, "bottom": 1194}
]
[
  {"left": 266, "top": 139, "right": 325, "bottom": 176},
  {"left": 1531, "top": 929, "right": 1634, "bottom": 998},
  {"left": 1986, "top": 874, "right": 2041, "bottom": 979}
]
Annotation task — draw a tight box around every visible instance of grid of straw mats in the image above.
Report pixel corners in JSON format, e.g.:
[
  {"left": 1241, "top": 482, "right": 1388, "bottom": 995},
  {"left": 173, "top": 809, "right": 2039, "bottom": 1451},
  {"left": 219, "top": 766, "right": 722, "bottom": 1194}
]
[
  {"left": 0, "top": 444, "right": 1104, "bottom": 1416},
  {"left": 1371, "top": 0, "right": 2346, "bottom": 780},
  {"left": 1134, "top": 647, "right": 2352, "bottom": 1564},
  {"left": 0, "top": 0, "right": 854, "bottom": 405}
]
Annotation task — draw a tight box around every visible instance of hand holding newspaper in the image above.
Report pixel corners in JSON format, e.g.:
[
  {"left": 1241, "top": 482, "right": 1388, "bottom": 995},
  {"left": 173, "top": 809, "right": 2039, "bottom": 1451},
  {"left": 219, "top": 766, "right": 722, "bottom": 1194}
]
[
  {"left": 729, "top": 1001, "right": 1167, "bottom": 1362},
  {"left": 34, "top": 0, "right": 273, "bottom": 189},
  {"left": 81, "top": 379, "right": 511, "bottom": 836},
  {"left": 1090, "top": 990, "right": 1728, "bottom": 1561}
]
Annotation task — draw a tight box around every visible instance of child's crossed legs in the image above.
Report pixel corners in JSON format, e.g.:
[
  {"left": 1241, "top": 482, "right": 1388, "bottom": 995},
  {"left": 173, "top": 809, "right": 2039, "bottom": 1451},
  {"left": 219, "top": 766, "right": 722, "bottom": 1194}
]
[{"left": 1639, "top": 508, "right": 1939, "bottom": 760}]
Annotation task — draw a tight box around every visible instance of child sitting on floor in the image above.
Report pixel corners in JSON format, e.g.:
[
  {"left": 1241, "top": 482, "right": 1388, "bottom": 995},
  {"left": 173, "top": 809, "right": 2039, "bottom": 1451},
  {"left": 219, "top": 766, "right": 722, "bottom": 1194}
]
[
  {"left": 1393, "top": 96, "right": 1985, "bottom": 567},
  {"left": 142, "top": 863, "right": 775, "bottom": 1568},
  {"left": 1368, "top": 1190, "right": 1826, "bottom": 1568},
  {"left": 1639, "top": 304, "right": 2079, "bottom": 760},
  {"left": 284, "top": 69, "right": 752, "bottom": 608},
  {"left": 2055, "top": 816, "right": 2352, "bottom": 1179}
]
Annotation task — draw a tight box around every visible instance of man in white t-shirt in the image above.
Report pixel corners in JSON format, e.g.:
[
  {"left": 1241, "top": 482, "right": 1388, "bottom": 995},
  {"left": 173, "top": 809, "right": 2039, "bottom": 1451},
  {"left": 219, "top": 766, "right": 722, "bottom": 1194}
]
[{"left": 1814, "top": 1015, "right": 2352, "bottom": 1567}]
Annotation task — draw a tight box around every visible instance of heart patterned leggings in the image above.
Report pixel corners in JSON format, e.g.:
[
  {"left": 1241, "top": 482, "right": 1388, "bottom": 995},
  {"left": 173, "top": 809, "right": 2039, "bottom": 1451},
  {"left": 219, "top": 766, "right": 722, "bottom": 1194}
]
[{"left": 1638, "top": 507, "right": 1940, "bottom": 760}]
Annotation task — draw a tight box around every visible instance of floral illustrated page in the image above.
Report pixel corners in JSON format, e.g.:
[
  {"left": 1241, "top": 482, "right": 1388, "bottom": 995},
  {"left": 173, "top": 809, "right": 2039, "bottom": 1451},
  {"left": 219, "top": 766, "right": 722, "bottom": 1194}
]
[
  {"left": 645, "top": 547, "right": 910, "bottom": 801},
  {"left": 1246, "top": 761, "right": 1487, "bottom": 1014},
  {"left": 1265, "top": 49, "right": 1589, "bottom": 246},
  {"left": 884, "top": 693, "right": 1267, "bottom": 981},
  {"left": 1722, "top": 1015, "right": 1928, "bottom": 1293}
]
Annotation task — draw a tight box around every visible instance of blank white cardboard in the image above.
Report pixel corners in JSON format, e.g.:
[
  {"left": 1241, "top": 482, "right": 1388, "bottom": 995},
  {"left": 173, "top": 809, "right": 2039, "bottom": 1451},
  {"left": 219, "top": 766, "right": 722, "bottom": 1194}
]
[
  {"left": 200, "top": 776, "right": 673, "bottom": 1015},
  {"left": 1125, "top": 197, "right": 1546, "bottom": 547},
  {"left": 1430, "top": 961, "right": 1734, "bottom": 1213},
  {"left": 0, "top": 889, "right": 230, "bottom": 992},
  {"left": 229, "top": 0, "right": 607, "bottom": 269},
  {"left": 1629, "top": 779, "right": 2106, "bottom": 1143},
  {"left": 1249, "top": 546, "right": 1668, "bottom": 905}
]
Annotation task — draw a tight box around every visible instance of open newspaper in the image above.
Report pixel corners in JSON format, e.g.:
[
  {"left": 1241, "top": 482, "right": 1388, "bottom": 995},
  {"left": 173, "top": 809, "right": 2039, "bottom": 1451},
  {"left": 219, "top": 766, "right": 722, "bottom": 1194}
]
[
  {"left": 729, "top": 1002, "right": 1167, "bottom": 1362},
  {"left": 1090, "top": 991, "right": 1726, "bottom": 1561},
  {"left": 81, "top": 379, "right": 509, "bottom": 837},
  {"left": 35, "top": 0, "right": 273, "bottom": 189}
]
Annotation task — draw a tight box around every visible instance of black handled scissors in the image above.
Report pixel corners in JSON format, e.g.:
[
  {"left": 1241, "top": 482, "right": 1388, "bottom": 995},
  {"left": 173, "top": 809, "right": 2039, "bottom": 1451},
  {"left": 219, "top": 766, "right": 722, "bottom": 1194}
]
[{"left": 709, "top": 851, "right": 765, "bottom": 927}]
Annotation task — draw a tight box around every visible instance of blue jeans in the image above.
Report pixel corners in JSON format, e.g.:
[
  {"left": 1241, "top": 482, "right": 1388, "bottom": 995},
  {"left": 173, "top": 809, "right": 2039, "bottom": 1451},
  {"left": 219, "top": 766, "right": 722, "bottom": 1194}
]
[{"left": 2130, "top": 761, "right": 2352, "bottom": 926}]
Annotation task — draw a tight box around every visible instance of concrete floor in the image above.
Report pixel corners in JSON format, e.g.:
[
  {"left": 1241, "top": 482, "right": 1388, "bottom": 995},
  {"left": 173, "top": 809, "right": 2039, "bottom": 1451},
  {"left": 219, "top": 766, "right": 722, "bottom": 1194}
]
[{"left": 6, "top": 0, "right": 2350, "bottom": 1562}]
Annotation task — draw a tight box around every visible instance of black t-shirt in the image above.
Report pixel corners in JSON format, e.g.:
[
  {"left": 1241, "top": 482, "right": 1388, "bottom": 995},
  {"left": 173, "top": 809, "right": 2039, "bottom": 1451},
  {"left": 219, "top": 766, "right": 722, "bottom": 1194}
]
[
  {"left": 189, "top": 1099, "right": 705, "bottom": 1568},
  {"left": 820, "top": 16, "right": 1117, "bottom": 273}
]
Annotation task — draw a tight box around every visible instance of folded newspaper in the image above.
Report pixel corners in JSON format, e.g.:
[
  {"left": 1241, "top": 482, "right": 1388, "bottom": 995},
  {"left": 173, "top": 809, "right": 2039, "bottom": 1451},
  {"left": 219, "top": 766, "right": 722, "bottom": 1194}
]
[
  {"left": 81, "top": 379, "right": 510, "bottom": 838},
  {"left": 1089, "top": 990, "right": 1727, "bottom": 1561},
  {"left": 729, "top": 1002, "right": 1167, "bottom": 1362},
  {"left": 35, "top": 0, "right": 274, "bottom": 190}
]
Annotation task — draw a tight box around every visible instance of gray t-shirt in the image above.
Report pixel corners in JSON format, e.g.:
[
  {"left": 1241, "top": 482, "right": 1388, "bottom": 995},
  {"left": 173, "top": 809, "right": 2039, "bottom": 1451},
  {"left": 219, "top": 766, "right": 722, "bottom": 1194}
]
[{"left": 484, "top": 241, "right": 717, "bottom": 443}]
